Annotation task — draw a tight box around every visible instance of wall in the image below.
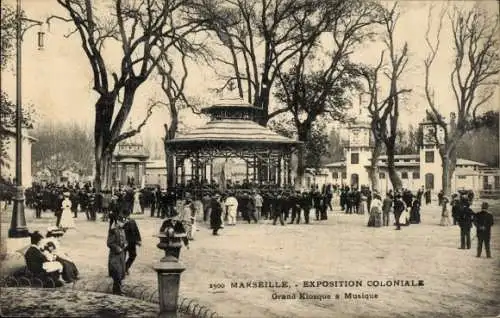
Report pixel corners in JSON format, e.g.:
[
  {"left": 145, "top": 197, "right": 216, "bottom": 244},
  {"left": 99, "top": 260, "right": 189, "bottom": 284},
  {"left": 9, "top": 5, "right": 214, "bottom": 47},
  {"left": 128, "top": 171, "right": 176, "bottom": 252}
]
[{"left": 419, "top": 145, "right": 442, "bottom": 193}]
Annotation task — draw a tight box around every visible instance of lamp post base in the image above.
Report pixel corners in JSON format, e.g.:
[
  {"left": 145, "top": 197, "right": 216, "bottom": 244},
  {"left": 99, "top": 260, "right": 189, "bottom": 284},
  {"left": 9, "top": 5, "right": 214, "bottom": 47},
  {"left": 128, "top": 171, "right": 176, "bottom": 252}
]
[
  {"left": 153, "top": 261, "right": 186, "bottom": 317},
  {"left": 8, "top": 186, "right": 29, "bottom": 238}
]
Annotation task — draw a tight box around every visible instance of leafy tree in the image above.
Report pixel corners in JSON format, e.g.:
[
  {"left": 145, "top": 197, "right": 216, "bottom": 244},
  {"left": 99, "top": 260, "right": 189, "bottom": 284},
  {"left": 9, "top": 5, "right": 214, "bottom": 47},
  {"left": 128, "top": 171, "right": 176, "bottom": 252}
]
[
  {"left": 395, "top": 125, "right": 420, "bottom": 155},
  {"left": 32, "top": 122, "right": 94, "bottom": 181},
  {"left": 456, "top": 111, "right": 499, "bottom": 167},
  {"left": 274, "top": 0, "right": 383, "bottom": 184},
  {"left": 326, "top": 127, "right": 345, "bottom": 163},
  {"left": 268, "top": 117, "right": 330, "bottom": 170}
]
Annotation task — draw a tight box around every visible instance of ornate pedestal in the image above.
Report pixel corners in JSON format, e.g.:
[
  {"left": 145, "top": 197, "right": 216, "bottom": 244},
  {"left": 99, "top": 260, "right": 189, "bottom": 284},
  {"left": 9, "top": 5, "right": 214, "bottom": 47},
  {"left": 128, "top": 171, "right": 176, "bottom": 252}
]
[{"left": 154, "top": 219, "right": 189, "bottom": 317}]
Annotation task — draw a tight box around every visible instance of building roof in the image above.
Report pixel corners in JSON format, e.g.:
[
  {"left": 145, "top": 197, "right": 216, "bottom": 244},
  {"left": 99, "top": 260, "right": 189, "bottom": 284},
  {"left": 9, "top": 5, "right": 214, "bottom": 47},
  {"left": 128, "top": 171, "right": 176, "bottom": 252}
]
[
  {"left": 379, "top": 154, "right": 420, "bottom": 160},
  {"left": 456, "top": 158, "right": 487, "bottom": 166},
  {"left": 166, "top": 119, "right": 300, "bottom": 146},
  {"left": 324, "top": 161, "right": 346, "bottom": 168}
]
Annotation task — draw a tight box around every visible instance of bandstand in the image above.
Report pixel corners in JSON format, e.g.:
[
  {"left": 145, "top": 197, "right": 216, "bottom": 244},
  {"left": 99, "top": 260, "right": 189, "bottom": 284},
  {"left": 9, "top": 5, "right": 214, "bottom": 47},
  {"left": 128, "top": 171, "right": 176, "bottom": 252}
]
[{"left": 165, "top": 99, "right": 301, "bottom": 195}]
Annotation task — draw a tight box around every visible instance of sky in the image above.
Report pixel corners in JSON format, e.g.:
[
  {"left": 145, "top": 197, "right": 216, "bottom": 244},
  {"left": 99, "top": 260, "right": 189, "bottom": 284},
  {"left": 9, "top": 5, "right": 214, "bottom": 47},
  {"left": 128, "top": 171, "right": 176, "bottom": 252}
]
[{"left": 1, "top": 0, "right": 499, "bottom": 144}]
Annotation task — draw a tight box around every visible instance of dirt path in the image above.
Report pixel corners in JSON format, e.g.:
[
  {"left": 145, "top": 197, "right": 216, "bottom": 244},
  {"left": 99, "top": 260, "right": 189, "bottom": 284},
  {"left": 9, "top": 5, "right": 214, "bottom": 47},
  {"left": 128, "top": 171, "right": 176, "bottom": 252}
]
[{"left": 2, "top": 202, "right": 499, "bottom": 317}]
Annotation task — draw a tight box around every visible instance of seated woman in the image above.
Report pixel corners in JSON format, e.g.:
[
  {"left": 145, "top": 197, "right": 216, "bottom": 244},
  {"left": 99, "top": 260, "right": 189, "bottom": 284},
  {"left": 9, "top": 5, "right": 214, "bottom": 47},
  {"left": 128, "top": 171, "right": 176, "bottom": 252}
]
[
  {"left": 42, "top": 238, "right": 80, "bottom": 283},
  {"left": 24, "top": 231, "right": 63, "bottom": 287}
]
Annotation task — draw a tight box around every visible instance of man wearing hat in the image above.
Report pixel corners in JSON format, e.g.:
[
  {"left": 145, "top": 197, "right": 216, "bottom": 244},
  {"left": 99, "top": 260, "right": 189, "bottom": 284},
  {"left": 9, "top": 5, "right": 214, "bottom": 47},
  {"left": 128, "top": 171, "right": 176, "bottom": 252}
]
[
  {"left": 457, "top": 200, "right": 474, "bottom": 250},
  {"left": 209, "top": 193, "right": 224, "bottom": 235},
  {"left": 123, "top": 215, "right": 142, "bottom": 275},
  {"left": 474, "top": 202, "right": 494, "bottom": 258}
]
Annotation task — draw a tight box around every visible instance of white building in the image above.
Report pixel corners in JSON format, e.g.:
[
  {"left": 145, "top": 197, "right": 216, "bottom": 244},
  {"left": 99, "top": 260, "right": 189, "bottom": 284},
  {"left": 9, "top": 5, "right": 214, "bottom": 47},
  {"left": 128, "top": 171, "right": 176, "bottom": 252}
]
[
  {"left": 1, "top": 129, "right": 36, "bottom": 186},
  {"left": 306, "top": 122, "right": 500, "bottom": 196}
]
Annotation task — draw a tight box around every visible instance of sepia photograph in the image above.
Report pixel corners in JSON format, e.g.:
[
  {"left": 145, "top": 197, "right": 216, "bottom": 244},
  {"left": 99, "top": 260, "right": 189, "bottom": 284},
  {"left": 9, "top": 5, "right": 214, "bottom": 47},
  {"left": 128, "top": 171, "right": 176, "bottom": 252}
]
[{"left": 0, "top": 0, "right": 499, "bottom": 317}]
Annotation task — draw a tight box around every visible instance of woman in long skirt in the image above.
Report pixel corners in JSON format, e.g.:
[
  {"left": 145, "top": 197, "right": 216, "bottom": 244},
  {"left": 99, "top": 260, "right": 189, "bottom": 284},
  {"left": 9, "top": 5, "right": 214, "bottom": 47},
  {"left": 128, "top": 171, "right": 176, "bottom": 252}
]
[
  {"left": 410, "top": 199, "right": 421, "bottom": 224},
  {"left": 367, "top": 194, "right": 382, "bottom": 227},
  {"left": 58, "top": 192, "right": 75, "bottom": 229},
  {"left": 132, "top": 189, "right": 142, "bottom": 214}
]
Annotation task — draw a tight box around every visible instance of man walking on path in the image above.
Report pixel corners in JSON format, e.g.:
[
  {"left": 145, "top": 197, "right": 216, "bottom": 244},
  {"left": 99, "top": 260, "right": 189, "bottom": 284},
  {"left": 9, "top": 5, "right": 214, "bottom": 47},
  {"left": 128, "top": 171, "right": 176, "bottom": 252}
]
[
  {"left": 474, "top": 202, "right": 494, "bottom": 258},
  {"left": 123, "top": 215, "right": 142, "bottom": 275}
]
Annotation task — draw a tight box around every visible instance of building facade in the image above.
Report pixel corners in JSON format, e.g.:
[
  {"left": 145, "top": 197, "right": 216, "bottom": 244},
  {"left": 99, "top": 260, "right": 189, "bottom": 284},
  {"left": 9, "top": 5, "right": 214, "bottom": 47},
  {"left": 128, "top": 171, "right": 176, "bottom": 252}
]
[
  {"left": 308, "top": 122, "right": 499, "bottom": 195},
  {"left": 110, "top": 133, "right": 149, "bottom": 188}
]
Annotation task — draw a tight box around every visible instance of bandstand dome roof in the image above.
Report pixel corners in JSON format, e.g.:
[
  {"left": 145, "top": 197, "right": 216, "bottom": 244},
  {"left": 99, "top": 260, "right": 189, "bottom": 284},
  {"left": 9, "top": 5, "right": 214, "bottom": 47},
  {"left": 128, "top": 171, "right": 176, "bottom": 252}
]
[
  {"left": 168, "top": 119, "right": 299, "bottom": 145},
  {"left": 166, "top": 99, "right": 300, "bottom": 147}
]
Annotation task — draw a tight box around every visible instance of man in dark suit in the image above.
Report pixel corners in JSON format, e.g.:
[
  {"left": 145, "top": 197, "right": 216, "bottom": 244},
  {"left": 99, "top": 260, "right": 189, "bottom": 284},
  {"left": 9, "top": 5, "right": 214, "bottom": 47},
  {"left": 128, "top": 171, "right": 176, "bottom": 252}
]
[
  {"left": 123, "top": 216, "right": 142, "bottom": 275},
  {"left": 474, "top": 202, "right": 494, "bottom": 258},
  {"left": 299, "top": 191, "right": 312, "bottom": 224},
  {"left": 24, "top": 231, "right": 62, "bottom": 286},
  {"left": 457, "top": 200, "right": 474, "bottom": 249}
]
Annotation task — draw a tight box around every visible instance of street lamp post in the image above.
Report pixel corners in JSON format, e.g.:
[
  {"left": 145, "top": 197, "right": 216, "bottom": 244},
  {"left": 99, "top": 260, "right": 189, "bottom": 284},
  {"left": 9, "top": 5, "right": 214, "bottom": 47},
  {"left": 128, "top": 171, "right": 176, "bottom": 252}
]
[{"left": 8, "top": 0, "right": 44, "bottom": 238}]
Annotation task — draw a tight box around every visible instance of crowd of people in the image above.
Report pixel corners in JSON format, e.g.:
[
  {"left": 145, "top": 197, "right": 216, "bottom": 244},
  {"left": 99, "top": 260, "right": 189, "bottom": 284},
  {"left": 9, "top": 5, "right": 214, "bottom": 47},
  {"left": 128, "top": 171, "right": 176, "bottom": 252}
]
[{"left": 4, "top": 179, "right": 493, "bottom": 294}]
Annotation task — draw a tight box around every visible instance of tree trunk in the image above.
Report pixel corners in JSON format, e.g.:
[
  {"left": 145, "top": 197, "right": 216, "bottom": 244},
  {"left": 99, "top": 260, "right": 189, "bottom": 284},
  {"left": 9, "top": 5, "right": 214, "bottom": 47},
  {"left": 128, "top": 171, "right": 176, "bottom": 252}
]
[
  {"left": 369, "top": 139, "right": 382, "bottom": 192},
  {"left": 93, "top": 95, "right": 114, "bottom": 193},
  {"left": 386, "top": 139, "right": 402, "bottom": 191},
  {"left": 296, "top": 124, "right": 311, "bottom": 187},
  {"left": 164, "top": 121, "right": 178, "bottom": 189},
  {"left": 440, "top": 145, "right": 457, "bottom": 196}
]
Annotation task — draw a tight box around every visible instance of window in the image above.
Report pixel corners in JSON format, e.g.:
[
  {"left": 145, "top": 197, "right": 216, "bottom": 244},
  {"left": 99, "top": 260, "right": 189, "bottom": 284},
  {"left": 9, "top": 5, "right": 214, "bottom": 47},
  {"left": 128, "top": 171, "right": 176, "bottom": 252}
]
[
  {"left": 404, "top": 159, "right": 411, "bottom": 162},
  {"left": 495, "top": 176, "right": 500, "bottom": 189},
  {"left": 458, "top": 175, "right": 467, "bottom": 179},
  {"left": 351, "top": 153, "right": 359, "bottom": 164},
  {"left": 332, "top": 172, "right": 339, "bottom": 179},
  {"left": 379, "top": 172, "right": 385, "bottom": 179},
  {"left": 412, "top": 172, "right": 420, "bottom": 179},
  {"left": 425, "top": 151, "right": 434, "bottom": 163},
  {"left": 401, "top": 172, "right": 408, "bottom": 179},
  {"left": 341, "top": 172, "right": 347, "bottom": 179}
]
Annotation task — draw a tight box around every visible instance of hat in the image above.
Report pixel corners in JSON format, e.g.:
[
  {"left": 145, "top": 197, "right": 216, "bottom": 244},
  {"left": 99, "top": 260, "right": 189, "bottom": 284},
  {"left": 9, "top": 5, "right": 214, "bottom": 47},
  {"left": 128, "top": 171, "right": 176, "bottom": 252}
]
[
  {"left": 481, "top": 202, "right": 489, "bottom": 210},
  {"left": 63, "top": 192, "right": 70, "bottom": 197}
]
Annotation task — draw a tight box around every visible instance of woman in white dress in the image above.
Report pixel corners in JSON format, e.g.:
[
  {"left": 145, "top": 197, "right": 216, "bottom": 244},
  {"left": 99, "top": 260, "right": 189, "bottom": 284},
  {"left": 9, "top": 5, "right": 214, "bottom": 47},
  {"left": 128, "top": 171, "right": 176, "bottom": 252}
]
[
  {"left": 132, "top": 189, "right": 142, "bottom": 214},
  {"left": 58, "top": 192, "right": 75, "bottom": 229}
]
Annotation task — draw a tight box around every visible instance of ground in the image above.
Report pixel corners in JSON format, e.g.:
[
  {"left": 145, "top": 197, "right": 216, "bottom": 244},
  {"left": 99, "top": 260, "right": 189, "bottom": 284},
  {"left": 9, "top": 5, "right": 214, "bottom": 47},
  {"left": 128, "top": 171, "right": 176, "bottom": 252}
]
[
  {"left": 0, "top": 288, "right": 160, "bottom": 317},
  {"left": 1, "top": 200, "right": 499, "bottom": 318}
]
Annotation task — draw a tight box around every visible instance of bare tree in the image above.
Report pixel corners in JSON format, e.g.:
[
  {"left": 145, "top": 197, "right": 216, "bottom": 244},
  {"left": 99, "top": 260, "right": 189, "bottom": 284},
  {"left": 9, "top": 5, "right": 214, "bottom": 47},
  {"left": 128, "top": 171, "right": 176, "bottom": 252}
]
[
  {"left": 156, "top": 47, "right": 194, "bottom": 189},
  {"left": 272, "top": 0, "right": 383, "bottom": 184},
  {"left": 360, "top": 2, "right": 411, "bottom": 192},
  {"left": 48, "top": 0, "right": 206, "bottom": 191},
  {"left": 424, "top": 4, "right": 500, "bottom": 195},
  {"left": 193, "top": 0, "right": 340, "bottom": 124}
]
